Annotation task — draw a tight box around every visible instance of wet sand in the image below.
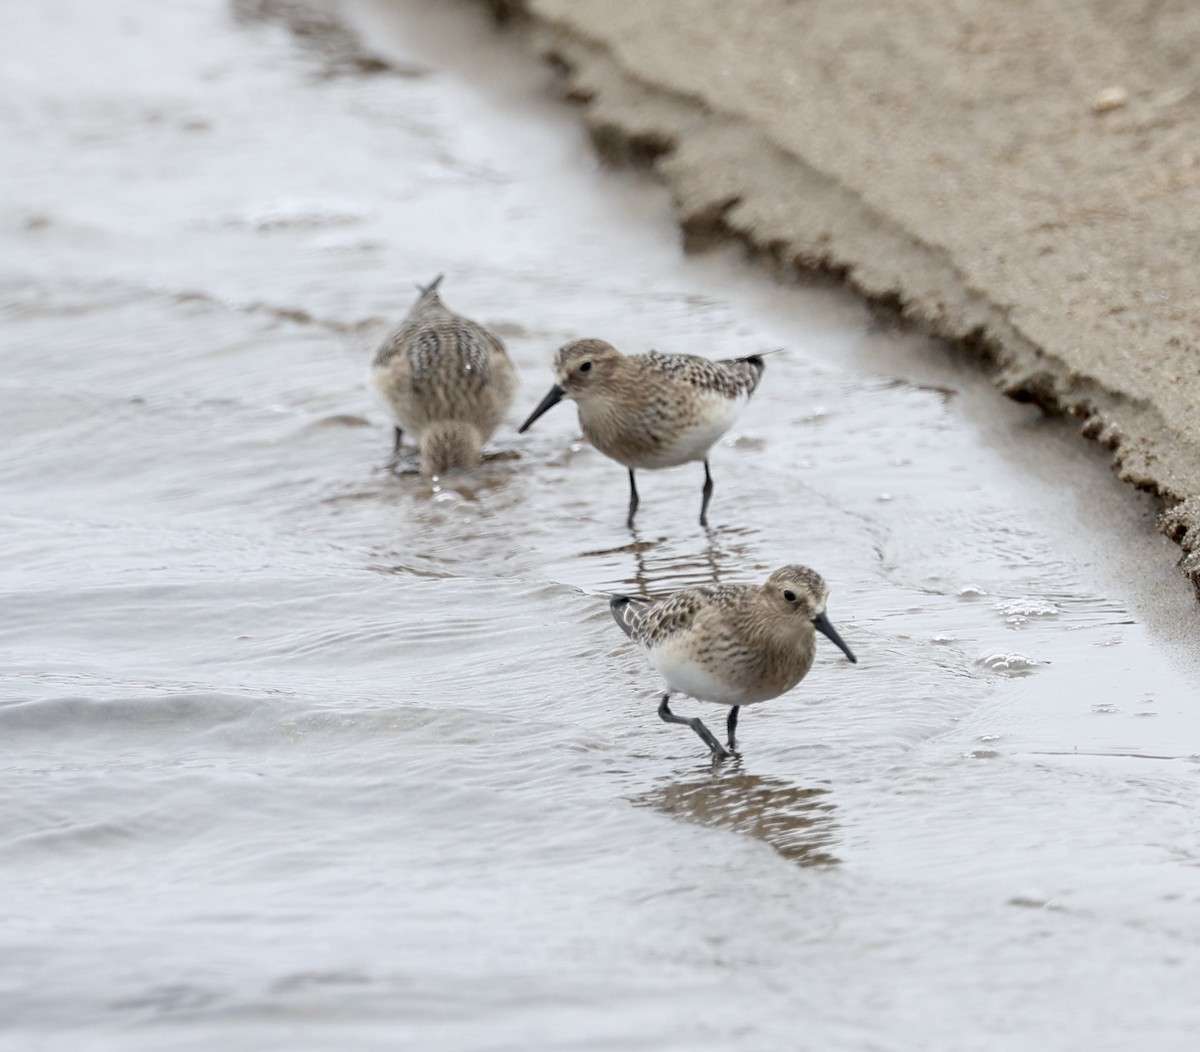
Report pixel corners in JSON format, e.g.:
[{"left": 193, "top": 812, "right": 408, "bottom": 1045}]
[{"left": 484, "top": 0, "right": 1200, "bottom": 599}]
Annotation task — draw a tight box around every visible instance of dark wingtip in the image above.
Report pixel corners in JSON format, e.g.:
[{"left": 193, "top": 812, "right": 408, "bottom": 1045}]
[
  {"left": 610, "top": 594, "right": 643, "bottom": 639},
  {"left": 415, "top": 273, "right": 445, "bottom": 298},
  {"left": 742, "top": 347, "right": 785, "bottom": 369},
  {"left": 739, "top": 353, "right": 766, "bottom": 396}
]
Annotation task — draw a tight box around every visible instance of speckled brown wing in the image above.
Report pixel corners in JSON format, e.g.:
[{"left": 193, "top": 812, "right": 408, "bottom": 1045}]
[
  {"left": 371, "top": 318, "right": 416, "bottom": 370},
  {"left": 610, "top": 587, "right": 721, "bottom": 647},
  {"left": 713, "top": 353, "right": 766, "bottom": 397},
  {"left": 644, "top": 350, "right": 764, "bottom": 399},
  {"left": 406, "top": 319, "right": 497, "bottom": 398},
  {"left": 609, "top": 594, "right": 652, "bottom": 640},
  {"left": 373, "top": 295, "right": 514, "bottom": 434}
]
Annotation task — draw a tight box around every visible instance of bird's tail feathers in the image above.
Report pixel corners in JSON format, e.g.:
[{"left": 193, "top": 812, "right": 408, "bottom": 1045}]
[
  {"left": 610, "top": 594, "right": 651, "bottom": 640},
  {"left": 720, "top": 350, "right": 770, "bottom": 395}
]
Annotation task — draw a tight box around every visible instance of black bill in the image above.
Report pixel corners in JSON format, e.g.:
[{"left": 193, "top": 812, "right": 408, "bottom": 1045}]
[
  {"left": 518, "top": 384, "right": 565, "bottom": 433},
  {"left": 812, "top": 611, "right": 857, "bottom": 663}
]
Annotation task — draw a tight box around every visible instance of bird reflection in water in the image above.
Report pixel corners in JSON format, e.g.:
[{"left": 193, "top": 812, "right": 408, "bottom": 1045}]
[
  {"left": 580, "top": 522, "right": 759, "bottom": 599},
  {"left": 631, "top": 767, "right": 839, "bottom": 867}
]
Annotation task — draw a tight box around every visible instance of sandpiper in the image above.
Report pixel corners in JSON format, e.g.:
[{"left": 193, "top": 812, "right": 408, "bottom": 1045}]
[
  {"left": 518, "top": 338, "right": 764, "bottom": 527},
  {"left": 610, "top": 565, "right": 856, "bottom": 759},
  {"left": 370, "top": 275, "right": 517, "bottom": 476}
]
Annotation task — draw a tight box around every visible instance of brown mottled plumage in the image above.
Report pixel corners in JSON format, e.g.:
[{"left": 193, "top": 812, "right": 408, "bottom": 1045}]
[
  {"left": 610, "top": 565, "right": 857, "bottom": 759},
  {"left": 370, "top": 275, "right": 517, "bottom": 476},
  {"left": 518, "top": 338, "right": 764, "bottom": 527}
]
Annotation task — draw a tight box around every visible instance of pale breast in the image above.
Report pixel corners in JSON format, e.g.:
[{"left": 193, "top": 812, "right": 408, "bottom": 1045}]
[
  {"left": 582, "top": 388, "right": 747, "bottom": 469},
  {"left": 648, "top": 638, "right": 749, "bottom": 705},
  {"left": 635, "top": 392, "right": 746, "bottom": 468},
  {"left": 647, "top": 629, "right": 789, "bottom": 706},
  {"left": 645, "top": 593, "right": 817, "bottom": 706}
]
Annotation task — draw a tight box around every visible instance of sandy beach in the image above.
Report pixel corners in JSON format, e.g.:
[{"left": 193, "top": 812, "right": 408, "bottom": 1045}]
[{"left": 486, "top": 0, "right": 1200, "bottom": 599}]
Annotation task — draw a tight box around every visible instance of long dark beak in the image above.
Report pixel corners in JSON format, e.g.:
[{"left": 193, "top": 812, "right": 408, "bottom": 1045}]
[
  {"left": 518, "top": 384, "right": 565, "bottom": 433},
  {"left": 813, "top": 611, "right": 857, "bottom": 663}
]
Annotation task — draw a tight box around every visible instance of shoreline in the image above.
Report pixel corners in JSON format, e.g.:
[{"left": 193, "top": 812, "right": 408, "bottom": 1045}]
[{"left": 480, "top": 0, "right": 1200, "bottom": 601}]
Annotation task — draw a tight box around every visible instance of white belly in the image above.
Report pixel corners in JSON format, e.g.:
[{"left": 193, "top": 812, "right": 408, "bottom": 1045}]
[
  {"left": 639, "top": 394, "right": 745, "bottom": 469},
  {"left": 648, "top": 640, "right": 768, "bottom": 706}
]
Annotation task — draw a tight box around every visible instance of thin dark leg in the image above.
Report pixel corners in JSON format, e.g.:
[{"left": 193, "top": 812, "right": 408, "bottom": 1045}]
[
  {"left": 658, "top": 694, "right": 730, "bottom": 760},
  {"left": 392, "top": 427, "right": 404, "bottom": 455},
  {"left": 699, "top": 459, "right": 714, "bottom": 527},
  {"left": 726, "top": 706, "right": 740, "bottom": 752},
  {"left": 626, "top": 469, "right": 640, "bottom": 528}
]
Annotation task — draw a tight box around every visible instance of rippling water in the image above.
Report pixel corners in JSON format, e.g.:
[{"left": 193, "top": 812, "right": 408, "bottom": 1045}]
[{"left": 3, "top": 1, "right": 1200, "bottom": 1048}]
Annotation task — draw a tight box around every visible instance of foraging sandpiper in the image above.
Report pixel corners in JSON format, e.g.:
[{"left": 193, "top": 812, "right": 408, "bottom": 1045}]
[
  {"left": 370, "top": 275, "right": 517, "bottom": 475},
  {"left": 610, "top": 565, "right": 856, "bottom": 759},
  {"left": 518, "top": 338, "right": 764, "bottom": 527}
]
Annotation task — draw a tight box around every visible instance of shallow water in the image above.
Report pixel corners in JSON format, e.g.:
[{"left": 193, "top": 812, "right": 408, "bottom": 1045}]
[{"left": 2, "top": 1, "right": 1199, "bottom": 1048}]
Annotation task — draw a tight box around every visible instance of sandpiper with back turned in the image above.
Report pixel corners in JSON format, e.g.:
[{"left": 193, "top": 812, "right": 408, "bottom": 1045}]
[
  {"left": 518, "top": 338, "right": 764, "bottom": 527},
  {"left": 370, "top": 275, "right": 517, "bottom": 476},
  {"left": 610, "top": 565, "right": 857, "bottom": 760}
]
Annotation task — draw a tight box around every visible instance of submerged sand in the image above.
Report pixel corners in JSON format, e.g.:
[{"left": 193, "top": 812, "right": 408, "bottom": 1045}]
[{"left": 483, "top": 0, "right": 1200, "bottom": 599}]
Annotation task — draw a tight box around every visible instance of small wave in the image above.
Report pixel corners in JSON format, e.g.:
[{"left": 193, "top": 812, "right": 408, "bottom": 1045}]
[{"left": 975, "top": 652, "right": 1044, "bottom": 676}]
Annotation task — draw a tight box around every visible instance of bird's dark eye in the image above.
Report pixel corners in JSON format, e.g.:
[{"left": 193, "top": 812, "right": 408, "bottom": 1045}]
[
  {"left": 783, "top": 589, "right": 796, "bottom": 602},
  {"left": 579, "top": 361, "right": 592, "bottom": 373}
]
